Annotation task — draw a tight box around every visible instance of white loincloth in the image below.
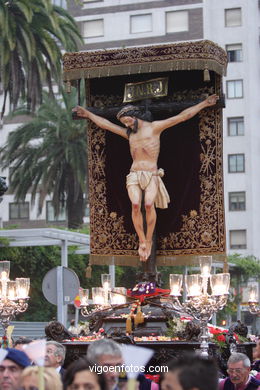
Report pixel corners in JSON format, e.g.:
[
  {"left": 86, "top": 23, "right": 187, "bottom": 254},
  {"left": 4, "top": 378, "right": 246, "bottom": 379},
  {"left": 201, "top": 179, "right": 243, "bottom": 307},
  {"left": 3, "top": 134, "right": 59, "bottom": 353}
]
[{"left": 126, "top": 168, "right": 170, "bottom": 209}]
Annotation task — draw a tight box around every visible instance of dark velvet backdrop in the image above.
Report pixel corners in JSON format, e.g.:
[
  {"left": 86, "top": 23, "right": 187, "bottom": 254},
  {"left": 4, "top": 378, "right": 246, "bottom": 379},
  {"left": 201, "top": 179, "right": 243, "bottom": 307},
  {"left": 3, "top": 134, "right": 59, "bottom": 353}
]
[{"left": 87, "top": 70, "right": 225, "bottom": 266}]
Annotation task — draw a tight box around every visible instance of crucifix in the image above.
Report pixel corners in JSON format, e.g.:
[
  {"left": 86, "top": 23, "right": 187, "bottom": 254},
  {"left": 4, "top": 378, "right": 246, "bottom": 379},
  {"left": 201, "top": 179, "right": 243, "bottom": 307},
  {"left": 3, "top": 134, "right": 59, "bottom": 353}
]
[{"left": 72, "top": 78, "right": 222, "bottom": 269}]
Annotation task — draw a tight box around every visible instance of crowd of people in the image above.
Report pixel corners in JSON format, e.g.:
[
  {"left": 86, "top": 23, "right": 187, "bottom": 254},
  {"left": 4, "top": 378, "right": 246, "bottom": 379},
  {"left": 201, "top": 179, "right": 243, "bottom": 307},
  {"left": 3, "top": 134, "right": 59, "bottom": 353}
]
[{"left": 0, "top": 337, "right": 260, "bottom": 390}]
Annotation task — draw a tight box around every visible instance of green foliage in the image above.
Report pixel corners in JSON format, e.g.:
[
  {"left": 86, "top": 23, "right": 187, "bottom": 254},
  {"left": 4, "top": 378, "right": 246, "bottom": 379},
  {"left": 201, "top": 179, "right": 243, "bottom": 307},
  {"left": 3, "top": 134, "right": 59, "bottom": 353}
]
[
  {"left": 0, "top": 88, "right": 87, "bottom": 228},
  {"left": 0, "top": 0, "right": 83, "bottom": 118},
  {"left": 0, "top": 245, "right": 60, "bottom": 321},
  {"left": 0, "top": 237, "right": 10, "bottom": 246},
  {"left": 158, "top": 265, "right": 187, "bottom": 289},
  {"left": 228, "top": 254, "right": 260, "bottom": 281}
]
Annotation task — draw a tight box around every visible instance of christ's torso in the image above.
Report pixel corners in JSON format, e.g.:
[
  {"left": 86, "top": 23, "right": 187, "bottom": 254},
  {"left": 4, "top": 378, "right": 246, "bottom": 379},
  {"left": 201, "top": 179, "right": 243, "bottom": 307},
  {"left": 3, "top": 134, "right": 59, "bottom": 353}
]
[{"left": 129, "top": 122, "right": 160, "bottom": 172}]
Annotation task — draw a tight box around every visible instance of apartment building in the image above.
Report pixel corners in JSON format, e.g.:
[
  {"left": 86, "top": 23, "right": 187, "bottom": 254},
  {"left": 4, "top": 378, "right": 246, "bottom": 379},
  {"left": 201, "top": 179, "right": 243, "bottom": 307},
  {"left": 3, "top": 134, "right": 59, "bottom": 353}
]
[{"left": 1, "top": 0, "right": 260, "bottom": 259}]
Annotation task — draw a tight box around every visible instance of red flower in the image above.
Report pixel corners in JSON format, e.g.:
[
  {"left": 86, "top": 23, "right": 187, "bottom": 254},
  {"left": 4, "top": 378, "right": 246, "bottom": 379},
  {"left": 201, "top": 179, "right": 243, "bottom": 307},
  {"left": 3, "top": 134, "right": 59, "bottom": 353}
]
[
  {"left": 209, "top": 327, "right": 222, "bottom": 335},
  {"left": 99, "top": 328, "right": 105, "bottom": 333},
  {"left": 217, "top": 334, "right": 226, "bottom": 342}
]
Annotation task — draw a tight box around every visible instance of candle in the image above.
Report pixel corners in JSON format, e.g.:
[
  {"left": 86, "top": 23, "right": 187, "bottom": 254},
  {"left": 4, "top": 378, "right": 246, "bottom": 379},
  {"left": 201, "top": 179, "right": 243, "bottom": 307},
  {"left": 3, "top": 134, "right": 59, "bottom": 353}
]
[
  {"left": 170, "top": 285, "right": 181, "bottom": 296},
  {"left": 17, "top": 287, "right": 27, "bottom": 299},
  {"left": 212, "top": 284, "right": 225, "bottom": 296},
  {"left": 94, "top": 295, "right": 105, "bottom": 305},
  {"left": 81, "top": 297, "right": 88, "bottom": 306},
  {"left": 169, "top": 274, "right": 182, "bottom": 296},
  {"left": 249, "top": 287, "right": 258, "bottom": 303},
  {"left": 1, "top": 271, "right": 8, "bottom": 281},
  {"left": 188, "top": 284, "right": 201, "bottom": 296},
  {"left": 201, "top": 265, "right": 210, "bottom": 276}
]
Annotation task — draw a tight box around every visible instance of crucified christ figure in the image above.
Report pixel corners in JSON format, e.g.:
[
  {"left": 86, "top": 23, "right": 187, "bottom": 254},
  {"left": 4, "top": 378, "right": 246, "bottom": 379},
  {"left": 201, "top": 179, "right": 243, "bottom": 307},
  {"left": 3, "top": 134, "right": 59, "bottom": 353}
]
[{"left": 72, "top": 94, "right": 219, "bottom": 262}]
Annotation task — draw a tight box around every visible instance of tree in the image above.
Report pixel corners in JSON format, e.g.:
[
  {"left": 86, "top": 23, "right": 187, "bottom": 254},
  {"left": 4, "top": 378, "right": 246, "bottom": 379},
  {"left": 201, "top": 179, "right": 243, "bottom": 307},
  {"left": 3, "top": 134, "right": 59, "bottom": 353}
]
[
  {"left": 0, "top": 0, "right": 82, "bottom": 120},
  {"left": 0, "top": 88, "right": 87, "bottom": 228},
  {"left": 217, "top": 254, "right": 260, "bottom": 325}
]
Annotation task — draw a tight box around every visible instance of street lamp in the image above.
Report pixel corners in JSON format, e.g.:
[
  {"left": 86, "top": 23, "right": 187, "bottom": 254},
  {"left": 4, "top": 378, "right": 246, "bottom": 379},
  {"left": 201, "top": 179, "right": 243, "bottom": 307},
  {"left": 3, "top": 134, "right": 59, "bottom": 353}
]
[{"left": 0, "top": 261, "right": 30, "bottom": 341}]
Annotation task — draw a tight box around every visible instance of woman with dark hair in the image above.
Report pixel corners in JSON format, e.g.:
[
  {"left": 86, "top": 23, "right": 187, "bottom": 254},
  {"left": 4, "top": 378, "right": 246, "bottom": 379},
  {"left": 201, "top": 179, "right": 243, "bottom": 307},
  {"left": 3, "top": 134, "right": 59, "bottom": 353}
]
[{"left": 64, "top": 358, "right": 107, "bottom": 390}]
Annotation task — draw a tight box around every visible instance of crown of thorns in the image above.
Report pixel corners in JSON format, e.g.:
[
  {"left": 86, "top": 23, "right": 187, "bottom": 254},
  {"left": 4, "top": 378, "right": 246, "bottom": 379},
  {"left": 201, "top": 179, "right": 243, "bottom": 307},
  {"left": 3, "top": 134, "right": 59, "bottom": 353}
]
[{"left": 116, "top": 105, "right": 142, "bottom": 120}]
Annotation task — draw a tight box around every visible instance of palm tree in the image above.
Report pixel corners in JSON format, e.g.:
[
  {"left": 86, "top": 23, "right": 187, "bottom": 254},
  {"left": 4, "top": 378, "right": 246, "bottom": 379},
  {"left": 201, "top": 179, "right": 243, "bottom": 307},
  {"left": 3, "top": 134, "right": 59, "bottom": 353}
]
[
  {"left": 0, "top": 0, "right": 82, "bottom": 120},
  {"left": 0, "top": 88, "right": 87, "bottom": 229}
]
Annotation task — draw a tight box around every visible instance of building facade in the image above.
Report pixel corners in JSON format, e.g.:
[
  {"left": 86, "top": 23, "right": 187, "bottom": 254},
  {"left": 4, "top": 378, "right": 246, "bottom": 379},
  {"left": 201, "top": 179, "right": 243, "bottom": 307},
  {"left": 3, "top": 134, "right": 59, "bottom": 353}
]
[{"left": 1, "top": 0, "right": 260, "bottom": 259}]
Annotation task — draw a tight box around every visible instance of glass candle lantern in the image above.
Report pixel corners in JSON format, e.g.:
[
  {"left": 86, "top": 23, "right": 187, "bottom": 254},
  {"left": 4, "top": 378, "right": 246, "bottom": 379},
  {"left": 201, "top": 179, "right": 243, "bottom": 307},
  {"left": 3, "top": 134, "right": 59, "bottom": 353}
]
[
  {"left": 0, "top": 261, "right": 10, "bottom": 281},
  {"left": 185, "top": 274, "right": 203, "bottom": 297},
  {"left": 210, "top": 273, "right": 230, "bottom": 296},
  {"left": 101, "top": 274, "right": 111, "bottom": 291},
  {"left": 6, "top": 281, "right": 17, "bottom": 300},
  {"left": 248, "top": 285, "right": 258, "bottom": 303},
  {"left": 199, "top": 255, "right": 212, "bottom": 277},
  {"left": 16, "top": 278, "right": 30, "bottom": 299},
  {"left": 92, "top": 287, "right": 106, "bottom": 305},
  {"left": 110, "top": 287, "right": 127, "bottom": 305},
  {"left": 79, "top": 288, "right": 89, "bottom": 306},
  {"left": 169, "top": 274, "right": 183, "bottom": 296}
]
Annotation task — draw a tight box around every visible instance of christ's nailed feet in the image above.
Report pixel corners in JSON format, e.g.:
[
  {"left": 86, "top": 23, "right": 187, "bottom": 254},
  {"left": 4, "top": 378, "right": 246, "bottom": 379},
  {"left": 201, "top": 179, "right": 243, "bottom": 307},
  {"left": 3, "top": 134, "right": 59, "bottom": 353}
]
[
  {"left": 138, "top": 242, "right": 147, "bottom": 262},
  {"left": 138, "top": 241, "right": 152, "bottom": 262}
]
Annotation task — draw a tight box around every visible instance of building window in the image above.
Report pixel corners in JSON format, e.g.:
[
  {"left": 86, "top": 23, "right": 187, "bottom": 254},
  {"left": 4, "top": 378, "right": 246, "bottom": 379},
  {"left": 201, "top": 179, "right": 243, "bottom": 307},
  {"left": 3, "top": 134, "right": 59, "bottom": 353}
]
[
  {"left": 227, "top": 80, "right": 243, "bottom": 98},
  {"left": 229, "top": 192, "right": 246, "bottom": 211},
  {"left": 228, "top": 154, "right": 245, "bottom": 173},
  {"left": 230, "top": 229, "right": 246, "bottom": 249},
  {"left": 228, "top": 117, "right": 244, "bottom": 136},
  {"left": 130, "top": 14, "right": 152, "bottom": 34},
  {"left": 46, "top": 201, "right": 66, "bottom": 222},
  {"left": 9, "top": 202, "right": 29, "bottom": 219},
  {"left": 166, "top": 11, "right": 188, "bottom": 33},
  {"left": 226, "top": 44, "right": 242, "bottom": 62},
  {"left": 225, "top": 8, "right": 242, "bottom": 27},
  {"left": 83, "top": 19, "right": 104, "bottom": 38}
]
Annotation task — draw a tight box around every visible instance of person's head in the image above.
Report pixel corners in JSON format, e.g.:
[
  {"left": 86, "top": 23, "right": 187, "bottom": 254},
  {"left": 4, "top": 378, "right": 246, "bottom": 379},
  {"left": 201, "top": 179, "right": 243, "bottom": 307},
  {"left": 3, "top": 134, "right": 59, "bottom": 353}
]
[
  {"left": 64, "top": 357, "right": 106, "bottom": 390},
  {"left": 227, "top": 352, "right": 251, "bottom": 386},
  {"left": 44, "top": 341, "right": 66, "bottom": 369},
  {"left": 14, "top": 338, "right": 32, "bottom": 352},
  {"left": 160, "top": 354, "right": 218, "bottom": 390},
  {"left": 116, "top": 105, "right": 152, "bottom": 137},
  {"left": 20, "top": 366, "right": 62, "bottom": 390},
  {"left": 87, "top": 339, "right": 123, "bottom": 390},
  {"left": 0, "top": 348, "right": 31, "bottom": 390}
]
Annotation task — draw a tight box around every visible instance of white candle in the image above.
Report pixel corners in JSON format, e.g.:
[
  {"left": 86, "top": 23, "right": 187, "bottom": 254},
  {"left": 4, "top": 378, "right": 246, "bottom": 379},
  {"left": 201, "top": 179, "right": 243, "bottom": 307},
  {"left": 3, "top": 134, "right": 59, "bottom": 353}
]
[
  {"left": 212, "top": 284, "right": 225, "bottom": 296},
  {"left": 1, "top": 271, "right": 7, "bottom": 281},
  {"left": 249, "top": 289, "right": 258, "bottom": 302},
  {"left": 188, "top": 284, "right": 201, "bottom": 296},
  {"left": 170, "top": 285, "right": 181, "bottom": 296},
  {"left": 17, "top": 287, "right": 27, "bottom": 299},
  {"left": 94, "top": 295, "right": 105, "bottom": 305},
  {"left": 201, "top": 265, "right": 210, "bottom": 276}
]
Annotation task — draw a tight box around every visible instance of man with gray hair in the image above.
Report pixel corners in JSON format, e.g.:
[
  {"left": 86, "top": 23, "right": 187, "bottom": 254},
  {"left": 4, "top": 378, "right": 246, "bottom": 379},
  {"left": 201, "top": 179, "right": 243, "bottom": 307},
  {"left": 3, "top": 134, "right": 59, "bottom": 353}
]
[
  {"left": 44, "top": 341, "right": 66, "bottom": 381},
  {"left": 87, "top": 339, "right": 123, "bottom": 390},
  {"left": 87, "top": 339, "right": 158, "bottom": 390},
  {"left": 219, "top": 352, "right": 260, "bottom": 390}
]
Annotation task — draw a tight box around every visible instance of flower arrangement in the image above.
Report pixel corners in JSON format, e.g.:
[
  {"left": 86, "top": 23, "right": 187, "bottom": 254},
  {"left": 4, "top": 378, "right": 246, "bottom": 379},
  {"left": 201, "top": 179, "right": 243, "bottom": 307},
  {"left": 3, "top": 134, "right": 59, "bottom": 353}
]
[
  {"left": 165, "top": 317, "right": 188, "bottom": 338},
  {"left": 208, "top": 325, "right": 248, "bottom": 350}
]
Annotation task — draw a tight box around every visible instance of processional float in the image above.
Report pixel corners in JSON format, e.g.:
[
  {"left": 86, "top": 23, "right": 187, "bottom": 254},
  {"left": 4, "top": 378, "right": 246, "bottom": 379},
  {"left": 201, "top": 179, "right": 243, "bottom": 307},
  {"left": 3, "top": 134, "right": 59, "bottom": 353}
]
[{"left": 61, "top": 40, "right": 234, "bottom": 358}]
